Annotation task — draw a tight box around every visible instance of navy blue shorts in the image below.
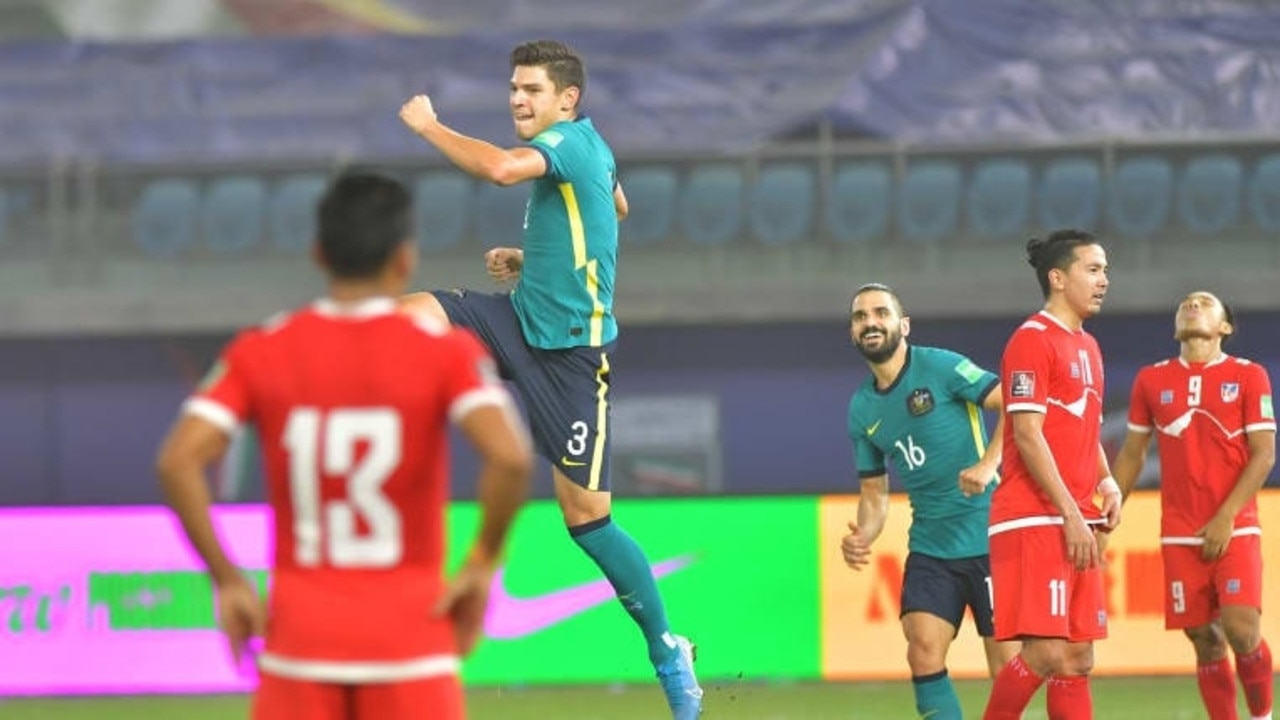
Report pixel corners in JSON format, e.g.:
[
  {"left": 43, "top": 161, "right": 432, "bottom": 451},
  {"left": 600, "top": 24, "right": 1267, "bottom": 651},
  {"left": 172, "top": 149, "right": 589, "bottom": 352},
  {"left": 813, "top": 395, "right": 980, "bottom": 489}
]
[
  {"left": 433, "top": 289, "right": 614, "bottom": 491},
  {"left": 900, "top": 552, "right": 995, "bottom": 637}
]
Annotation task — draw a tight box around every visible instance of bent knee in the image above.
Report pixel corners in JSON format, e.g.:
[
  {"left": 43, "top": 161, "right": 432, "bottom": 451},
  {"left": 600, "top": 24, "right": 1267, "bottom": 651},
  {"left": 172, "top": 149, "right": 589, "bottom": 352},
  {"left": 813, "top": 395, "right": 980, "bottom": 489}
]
[{"left": 400, "top": 292, "right": 450, "bottom": 326}]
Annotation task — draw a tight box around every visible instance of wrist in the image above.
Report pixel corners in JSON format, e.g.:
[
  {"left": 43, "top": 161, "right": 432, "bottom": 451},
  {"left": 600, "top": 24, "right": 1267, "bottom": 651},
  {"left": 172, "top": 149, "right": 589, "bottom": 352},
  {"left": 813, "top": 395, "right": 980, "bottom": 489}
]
[{"left": 1097, "top": 476, "right": 1121, "bottom": 496}]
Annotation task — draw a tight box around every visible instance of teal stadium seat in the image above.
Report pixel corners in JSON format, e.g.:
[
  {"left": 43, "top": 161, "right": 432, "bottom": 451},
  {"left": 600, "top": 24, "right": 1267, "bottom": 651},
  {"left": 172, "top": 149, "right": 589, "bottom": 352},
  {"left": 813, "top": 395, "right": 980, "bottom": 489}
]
[
  {"left": 1107, "top": 156, "right": 1173, "bottom": 238},
  {"left": 270, "top": 174, "right": 327, "bottom": 252},
  {"left": 1038, "top": 158, "right": 1100, "bottom": 230},
  {"left": 897, "top": 160, "right": 960, "bottom": 244},
  {"left": 473, "top": 181, "right": 525, "bottom": 249},
  {"left": 750, "top": 163, "right": 815, "bottom": 246},
  {"left": 203, "top": 176, "right": 266, "bottom": 254},
  {"left": 966, "top": 158, "right": 1031, "bottom": 240},
  {"left": 1248, "top": 154, "right": 1280, "bottom": 232},
  {"left": 133, "top": 179, "right": 199, "bottom": 257},
  {"left": 1177, "top": 154, "right": 1242, "bottom": 235},
  {"left": 416, "top": 172, "right": 472, "bottom": 250},
  {"left": 681, "top": 164, "right": 745, "bottom": 246},
  {"left": 618, "top": 166, "right": 677, "bottom": 245},
  {"left": 825, "top": 162, "right": 889, "bottom": 244}
]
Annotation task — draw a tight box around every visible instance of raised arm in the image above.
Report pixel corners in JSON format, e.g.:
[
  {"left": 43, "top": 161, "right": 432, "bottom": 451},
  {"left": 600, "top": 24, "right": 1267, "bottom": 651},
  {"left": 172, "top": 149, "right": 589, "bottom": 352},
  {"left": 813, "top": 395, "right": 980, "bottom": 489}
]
[{"left": 400, "top": 95, "right": 547, "bottom": 186}]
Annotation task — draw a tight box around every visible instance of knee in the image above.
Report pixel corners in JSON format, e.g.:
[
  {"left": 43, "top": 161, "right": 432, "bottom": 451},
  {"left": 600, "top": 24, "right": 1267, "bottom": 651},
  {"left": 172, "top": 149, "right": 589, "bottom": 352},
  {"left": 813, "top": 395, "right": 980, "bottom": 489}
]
[
  {"left": 1060, "top": 644, "right": 1094, "bottom": 676},
  {"left": 400, "top": 292, "right": 449, "bottom": 325},
  {"left": 906, "top": 638, "right": 948, "bottom": 676},
  {"left": 1019, "top": 640, "right": 1068, "bottom": 677},
  {"left": 1184, "top": 623, "right": 1230, "bottom": 662},
  {"left": 1220, "top": 614, "right": 1263, "bottom": 656}
]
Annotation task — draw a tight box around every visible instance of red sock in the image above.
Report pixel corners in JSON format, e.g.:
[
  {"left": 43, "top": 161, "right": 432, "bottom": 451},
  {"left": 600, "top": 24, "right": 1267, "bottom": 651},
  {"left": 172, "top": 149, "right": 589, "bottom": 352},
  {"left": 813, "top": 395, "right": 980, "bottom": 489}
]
[
  {"left": 1197, "top": 656, "right": 1239, "bottom": 720},
  {"left": 984, "top": 654, "right": 1046, "bottom": 720},
  {"left": 1236, "top": 638, "right": 1273, "bottom": 719},
  {"left": 1046, "top": 674, "right": 1092, "bottom": 720}
]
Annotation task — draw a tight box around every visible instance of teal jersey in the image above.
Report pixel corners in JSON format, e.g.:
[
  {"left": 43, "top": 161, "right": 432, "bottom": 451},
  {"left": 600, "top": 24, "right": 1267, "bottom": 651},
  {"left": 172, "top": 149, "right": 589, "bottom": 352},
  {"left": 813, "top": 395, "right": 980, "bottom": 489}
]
[
  {"left": 847, "top": 345, "right": 999, "bottom": 559},
  {"left": 512, "top": 116, "right": 618, "bottom": 349}
]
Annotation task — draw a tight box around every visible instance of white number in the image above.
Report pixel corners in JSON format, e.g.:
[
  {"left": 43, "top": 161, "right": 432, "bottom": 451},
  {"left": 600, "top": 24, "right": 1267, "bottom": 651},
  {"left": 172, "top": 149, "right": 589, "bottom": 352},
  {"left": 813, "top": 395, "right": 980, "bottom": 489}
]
[
  {"left": 566, "top": 420, "right": 590, "bottom": 456},
  {"left": 894, "top": 435, "right": 927, "bottom": 470},
  {"left": 985, "top": 576, "right": 995, "bottom": 612},
  {"left": 283, "top": 407, "right": 403, "bottom": 568},
  {"left": 1077, "top": 350, "right": 1094, "bottom": 386},
  {"left": 1048, "top": 578, "right": 1067, "bottom": 617},
  {"left": 1171, "top": 580, "right": 1186, "bottom": 614},
  {"left": 1188, "top": 376, "right": 1202, "bottom": 407}
]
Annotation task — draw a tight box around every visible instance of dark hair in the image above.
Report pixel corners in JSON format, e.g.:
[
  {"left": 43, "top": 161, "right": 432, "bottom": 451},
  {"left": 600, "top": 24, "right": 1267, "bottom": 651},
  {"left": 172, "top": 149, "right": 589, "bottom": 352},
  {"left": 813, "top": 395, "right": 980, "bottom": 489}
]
[
  {"left": 852, "top": 282, "right": 906, "bottom": 317},
  {"left": 316, "top": 171, "right": 412, "bottom": 280},
  {"left": 1025, "top": 229, "right": 1099, "bottom": 298},
  {"left": 511, "top": 40, "right": 586, "bottom": 105}
]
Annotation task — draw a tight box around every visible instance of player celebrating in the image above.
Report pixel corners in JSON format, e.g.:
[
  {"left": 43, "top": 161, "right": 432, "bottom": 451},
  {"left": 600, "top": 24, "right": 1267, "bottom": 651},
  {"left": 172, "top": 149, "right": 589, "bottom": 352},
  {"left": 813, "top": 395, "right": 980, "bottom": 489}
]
[
  {"left": 840, "top": 283, "right": 1016, "bottom": 720},
  {"left": 397, "top": 40, "right": 702, "bottom": 717},
  {"left": 155, "top": 172, "right": 534, "bottom": 720},
  {"left": 983, "top": 230, "right": 1123, "bottom": 720},
  {"left": 1112, "top": 291, "right": 1275, "bottom": 720}
]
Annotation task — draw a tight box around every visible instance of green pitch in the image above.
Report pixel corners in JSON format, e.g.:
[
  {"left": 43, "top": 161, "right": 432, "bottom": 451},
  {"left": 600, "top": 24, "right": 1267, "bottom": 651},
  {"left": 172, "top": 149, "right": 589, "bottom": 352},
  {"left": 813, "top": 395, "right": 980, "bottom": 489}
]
[{"left": 1, "top": 676, "right": 1268, "bottom": 719}]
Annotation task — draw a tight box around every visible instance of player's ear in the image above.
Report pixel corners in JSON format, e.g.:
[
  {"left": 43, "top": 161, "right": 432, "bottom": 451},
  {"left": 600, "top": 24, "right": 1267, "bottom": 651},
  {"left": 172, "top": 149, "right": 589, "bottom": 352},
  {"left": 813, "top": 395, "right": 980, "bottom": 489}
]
[
  {"left": 1048, "top": 267, "right": 1065, "bottom": 292},
  {"left": 393, "top": 240, "right": 419, "bottom": 280},
  {"left": 310, "top": 240, "right": 329, "bottom": 274},
  {"left": 900, "top": 316, "right": 911, "bottom": 338},
  {"left": 561, "top": 85, "right": 580, "bottom": 112}
]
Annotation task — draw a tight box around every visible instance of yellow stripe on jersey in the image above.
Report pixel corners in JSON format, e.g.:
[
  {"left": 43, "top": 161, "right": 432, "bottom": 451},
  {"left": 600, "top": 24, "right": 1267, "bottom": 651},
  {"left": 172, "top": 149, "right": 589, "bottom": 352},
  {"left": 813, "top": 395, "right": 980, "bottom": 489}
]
[
  {"left": 966, "top": 401, "right": 987, "bottom": 458},
  {"left": 560, "top": 182, "right": 606, "bottom": 346},
  {"left": 588, "top": 352, "right": 611, "bottom": 491}
]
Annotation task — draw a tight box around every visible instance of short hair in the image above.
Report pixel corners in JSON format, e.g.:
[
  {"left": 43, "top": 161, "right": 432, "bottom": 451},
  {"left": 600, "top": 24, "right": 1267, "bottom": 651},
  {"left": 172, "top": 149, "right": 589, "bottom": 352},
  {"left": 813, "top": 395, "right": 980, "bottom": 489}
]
[
  {"left": 1025, "top": 229, "right": 1099, "bottom": 299},
  {"left": 511, "top": 40, "right": 586, "bottom": 103},
  {"left": 316, "top": 171, "right": 412, "bottom": 280},
  {"left": 851, "top": 282, "right": 906, "bottom": 317}
]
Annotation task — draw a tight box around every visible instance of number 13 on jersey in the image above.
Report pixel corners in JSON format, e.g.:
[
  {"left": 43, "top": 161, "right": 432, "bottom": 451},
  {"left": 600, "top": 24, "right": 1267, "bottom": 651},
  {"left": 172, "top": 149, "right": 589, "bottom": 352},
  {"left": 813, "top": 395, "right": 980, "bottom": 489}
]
[{"left": 283, "top": 407, "right": 404, "bottom": 568}]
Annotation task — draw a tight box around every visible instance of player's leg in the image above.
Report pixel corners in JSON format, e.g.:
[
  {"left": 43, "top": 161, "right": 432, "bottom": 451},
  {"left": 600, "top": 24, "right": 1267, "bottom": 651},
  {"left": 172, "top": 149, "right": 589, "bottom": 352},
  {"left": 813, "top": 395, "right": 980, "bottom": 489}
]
[
  {"left": 400, "top": 291, "right": 450, "bottom": 325},
  {"left": 1218, "top": 536, "right": 1271, "bottom": 720},
  {"left": 355, "top": 675, "right": 466, "bottom": 720},
  {"left": 898, "top": 553, "right": 966, "bottom": 720},
  {"left": 966, "top": 554, "right": 1018, "bottom": 678},
  {"left": 1043, "top": 561, "right": 1107, "bottom": 720},
  {"left": 530, "top": 346, "right": 701, "bottom": 719},
  {"left": 410, "top": 290, "right": 531, "bottom": 379},
  {"left": 252, "top": 673, "right": 348, "bottom": 720},
  {"left": 1164, "top": 543, "right": 1240, "bottom": 720}
]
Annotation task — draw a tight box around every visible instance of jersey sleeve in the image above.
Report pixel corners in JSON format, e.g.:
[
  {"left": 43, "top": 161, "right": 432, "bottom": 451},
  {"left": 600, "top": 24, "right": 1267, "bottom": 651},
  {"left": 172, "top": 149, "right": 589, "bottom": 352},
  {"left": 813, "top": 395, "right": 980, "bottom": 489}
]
[
  {"left": 1001, "top": 328, "right": 1052, "bottom": 414},
  {"left": 1126, "top": 368, "right": 1154, "bottom": 434},
  {"left": 935, "top": 348, "right": 999, "bottom": 406},
  {"left": 1244, "top": 362, "right": 1276, "bottom": 434},
  {"left": 443, "top": 329, "right": 512, "bottom": 424},
  {"left": 847, "top": 396, "right": 886, "bottom": 478},
  {"left": 529, "top": 125, "right": 584, "bottom": 182},
  {"left": 183, "top": 333, "right": 256, "bottom": 434}
]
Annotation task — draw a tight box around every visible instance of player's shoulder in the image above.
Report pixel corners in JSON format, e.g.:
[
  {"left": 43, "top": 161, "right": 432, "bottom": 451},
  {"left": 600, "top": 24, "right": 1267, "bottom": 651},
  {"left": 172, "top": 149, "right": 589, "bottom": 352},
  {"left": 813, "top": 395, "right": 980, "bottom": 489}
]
[
  {"left": 225, "top": 308, "right": 299, "bottom": 350},
  {"left": 1229, "top": 354, "right": 1272, "bottom": 380}
]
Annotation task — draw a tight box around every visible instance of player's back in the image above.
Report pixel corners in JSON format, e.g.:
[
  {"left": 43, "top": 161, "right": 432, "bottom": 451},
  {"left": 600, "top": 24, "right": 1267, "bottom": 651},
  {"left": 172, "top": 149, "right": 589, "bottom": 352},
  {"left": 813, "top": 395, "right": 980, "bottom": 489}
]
[{"left": 219, "top": 299, "right": 499, "bottom": 673}]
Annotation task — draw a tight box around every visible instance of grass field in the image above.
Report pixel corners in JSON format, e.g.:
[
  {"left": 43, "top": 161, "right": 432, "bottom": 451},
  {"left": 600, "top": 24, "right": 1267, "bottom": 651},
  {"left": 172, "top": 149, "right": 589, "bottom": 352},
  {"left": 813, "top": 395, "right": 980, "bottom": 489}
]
[{"left": 2, "top": 675, "right": 1272, "bottom": 719}]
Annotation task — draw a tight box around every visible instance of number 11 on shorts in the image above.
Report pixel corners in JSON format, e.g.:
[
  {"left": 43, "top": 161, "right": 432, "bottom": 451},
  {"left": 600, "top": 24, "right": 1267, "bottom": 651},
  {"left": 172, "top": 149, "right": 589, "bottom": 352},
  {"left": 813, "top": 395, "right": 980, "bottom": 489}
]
[{"left": 1048, "top": 578, "right": 1067, "bottom": 617}]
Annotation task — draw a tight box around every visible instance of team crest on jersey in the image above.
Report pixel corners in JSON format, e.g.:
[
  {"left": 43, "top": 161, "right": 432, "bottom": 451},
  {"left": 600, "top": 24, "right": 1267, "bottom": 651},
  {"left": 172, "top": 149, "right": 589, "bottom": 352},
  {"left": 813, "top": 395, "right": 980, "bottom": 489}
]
[
  {"left": 1159, "top": 390, "right": 1174, "bottom": 405},
  {"left": 1226, "top": 578, "right": 1241, "bottom": 594},
  {"left": 1221, "top": 383, "right": 1240, "bottom": 402},
  {"left": 906, "top": 388, "right": 935, "bottom": 417},
  {"left": 1010, "top": 371, "right": 1035, "bottom": 398}
]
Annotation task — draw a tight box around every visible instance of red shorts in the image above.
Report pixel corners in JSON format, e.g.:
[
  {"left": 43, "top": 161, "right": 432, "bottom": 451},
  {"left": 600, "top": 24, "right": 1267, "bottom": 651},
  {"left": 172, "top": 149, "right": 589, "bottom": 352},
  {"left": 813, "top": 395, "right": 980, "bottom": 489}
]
[
  {"left": 1161, "top": 534, "right": 1263, "bottom": 630},
  {"left": 253, "top": 672, "right": 465, "bottom": 720},
  {"left": 989, "top": 524, "right": 1108, "bottom": 642}
]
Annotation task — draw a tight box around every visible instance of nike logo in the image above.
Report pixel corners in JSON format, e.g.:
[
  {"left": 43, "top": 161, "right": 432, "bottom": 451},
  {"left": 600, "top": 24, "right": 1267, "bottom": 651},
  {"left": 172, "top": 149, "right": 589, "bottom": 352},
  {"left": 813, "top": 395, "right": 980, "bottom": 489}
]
[
  {"left": 867, "top": 419, "right": 882, "bottom": 436},
  {"left": 483, "top": 555, "right": 694, "bottom": 639},
  {"left": 560, "top": 457, "right": 587, "bottom": 467}
]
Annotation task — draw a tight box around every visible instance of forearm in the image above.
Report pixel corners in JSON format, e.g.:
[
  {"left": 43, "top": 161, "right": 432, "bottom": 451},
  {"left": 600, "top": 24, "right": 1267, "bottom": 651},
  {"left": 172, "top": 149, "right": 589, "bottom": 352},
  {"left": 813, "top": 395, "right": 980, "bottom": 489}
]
[
  {"left": 1112, "top": 439, "right": 1149, "bottom": 500},
  {"left": 159, "top": 467, "right": 241, "bottom": 585},
  {"left": 980, "top": 413, "right": 1005, "bottom": 470},
  {"left": 1014, "top": 432, "right": 1079, "bottom": 518},
  {"left": 469, "top": 461, "right": 530, "bottom": 567},
  {"left": 1216, "top": 455, "right": 1273, "bottom": 521},
  {"left": 416, "top": 121, "right": 514, "bottom": 184},
  {"left": 856, "top": 492, "right": 890, "bottom": 545}
]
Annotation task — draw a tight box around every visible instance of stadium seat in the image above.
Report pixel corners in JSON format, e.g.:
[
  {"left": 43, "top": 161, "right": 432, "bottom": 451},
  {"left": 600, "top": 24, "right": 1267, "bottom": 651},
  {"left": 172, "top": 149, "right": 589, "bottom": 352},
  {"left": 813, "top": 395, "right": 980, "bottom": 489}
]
[
  {"left": 1177, "top": 154, "right": 1242, "bottom": 235},
  {"left": 269, "top": 174, "right": 327, "bottom": 252},
  {"left": 472, "top": 180, "right": 525, "bottom": 249},
  {"left": 1106, "top": 156, "right": 1173, "bottom": 238},
  {"left": 132, "top": 179, "right": 199, "bottom": 257},
  {"left": 750, "top": 163, "right": 815, "bottom": 246},
  {"left": 618, "top": 166, "right": 677, "bottom": 245},
  {"left": 203, "top": 175, "right": 267, "bottom": 254},
  {"left": 416, "top": 172, "right": 472, "bottom": 250},
  {"left": 825, "top": 162, "right": 890, "bottom": 244},
  {"left": 1038, "top": 157, "right": 1101, "bottom": 230},
  {"left": 680, "top": 164, "right": 745, "bottom": 246},
  {"left": 966, "top": 157, "right": 1031, "bottom": 240},
  {"left": 897, "top": 160, "right": 961, "bottom": 244},
  {"left": 1248, "top": 154, "right": 1280, "bottom": 232}
]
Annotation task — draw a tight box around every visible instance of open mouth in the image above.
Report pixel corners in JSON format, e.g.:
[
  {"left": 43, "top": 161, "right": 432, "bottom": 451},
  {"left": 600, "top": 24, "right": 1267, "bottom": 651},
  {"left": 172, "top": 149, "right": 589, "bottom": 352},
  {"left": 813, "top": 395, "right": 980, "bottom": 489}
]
[{"left": 860, "top": 330, "right": 885, "bottom": 342}]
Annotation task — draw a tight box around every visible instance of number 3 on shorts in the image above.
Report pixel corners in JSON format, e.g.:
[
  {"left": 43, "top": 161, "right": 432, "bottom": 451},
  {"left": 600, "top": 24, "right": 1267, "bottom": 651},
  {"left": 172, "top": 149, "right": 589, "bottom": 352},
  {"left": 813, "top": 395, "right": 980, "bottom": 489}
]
[{"left": 566, "top": 420, "right": 589, "bottom": 456}]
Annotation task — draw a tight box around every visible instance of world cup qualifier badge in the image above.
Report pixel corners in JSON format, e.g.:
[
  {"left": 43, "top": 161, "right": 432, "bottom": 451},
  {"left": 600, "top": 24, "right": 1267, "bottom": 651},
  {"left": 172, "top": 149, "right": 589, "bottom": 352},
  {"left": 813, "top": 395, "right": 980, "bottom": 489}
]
[{"left": 906, "top": 388, "right": 935, "bottom": 416}]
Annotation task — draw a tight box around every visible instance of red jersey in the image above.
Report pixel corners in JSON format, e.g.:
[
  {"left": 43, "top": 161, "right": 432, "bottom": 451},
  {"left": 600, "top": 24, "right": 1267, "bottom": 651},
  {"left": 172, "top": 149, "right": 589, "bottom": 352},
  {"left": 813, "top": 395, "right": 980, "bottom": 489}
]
[
  {"left": 1127, "top": 354, "right": 1275, "bottom": 540},
  {"left": 185, "top": 297, "right": 509, "bottom": 683},
  {"left": 991, "top": 311, "right": 1105, "bottom": 531}
]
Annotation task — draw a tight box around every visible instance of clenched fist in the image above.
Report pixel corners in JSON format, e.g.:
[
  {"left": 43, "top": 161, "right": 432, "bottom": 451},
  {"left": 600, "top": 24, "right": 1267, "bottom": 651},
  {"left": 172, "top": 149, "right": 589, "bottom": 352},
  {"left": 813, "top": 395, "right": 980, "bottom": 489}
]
[{"left": 400, "top": 95, "right": 438, "bottom": 135}]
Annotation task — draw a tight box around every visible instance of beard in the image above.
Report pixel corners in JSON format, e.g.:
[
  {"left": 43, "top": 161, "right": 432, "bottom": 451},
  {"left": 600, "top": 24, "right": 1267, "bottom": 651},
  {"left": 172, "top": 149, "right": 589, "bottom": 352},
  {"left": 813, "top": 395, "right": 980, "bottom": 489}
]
[{"left": 854, "top": 326, "right": 903, "bottom": 364}]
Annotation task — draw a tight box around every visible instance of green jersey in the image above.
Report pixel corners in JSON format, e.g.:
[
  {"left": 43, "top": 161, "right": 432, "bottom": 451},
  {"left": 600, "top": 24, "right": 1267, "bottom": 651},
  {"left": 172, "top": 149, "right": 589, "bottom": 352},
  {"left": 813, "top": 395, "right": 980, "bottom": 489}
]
[
  {"left": 847, "top": 345, "right": 999, "bottom": 559},
  {"left": 513, "top": 116, "right": 618, "bottom": 349}
]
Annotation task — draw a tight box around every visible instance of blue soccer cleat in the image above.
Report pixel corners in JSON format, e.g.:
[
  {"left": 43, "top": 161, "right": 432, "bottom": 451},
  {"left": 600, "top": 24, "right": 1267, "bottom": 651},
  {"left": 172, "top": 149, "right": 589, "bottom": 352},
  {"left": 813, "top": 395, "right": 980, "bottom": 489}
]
[{"left": 656, "top": 634, "right": 703, "bottom": 719}]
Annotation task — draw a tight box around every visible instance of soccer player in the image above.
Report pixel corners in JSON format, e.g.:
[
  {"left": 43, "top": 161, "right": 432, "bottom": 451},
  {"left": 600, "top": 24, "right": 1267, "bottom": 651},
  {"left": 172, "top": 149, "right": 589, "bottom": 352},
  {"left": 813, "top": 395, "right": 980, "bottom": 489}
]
[
  {"left": 396, "top": 40, "right": 702, "bottom": 718},
  {"left": 840, "top": 283, "right": 1017, "bottom": 720},
  {"left": 155, "top": 172, "right": 534, "bottom": 720},
  {"left": 1112, "top": 291, "right": 1275, "bottom": 720},
  {"left": 983, "top": 230, "right": 1123, "bottom": 720}
]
